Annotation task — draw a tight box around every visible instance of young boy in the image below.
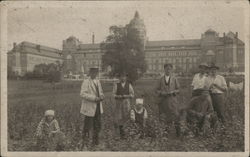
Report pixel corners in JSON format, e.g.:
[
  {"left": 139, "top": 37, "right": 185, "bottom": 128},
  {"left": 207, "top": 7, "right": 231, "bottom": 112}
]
[
  {"left": 129, "top": 98, "right": 148, "bottom": 138},
  {"left": 35, "top": 110, "right": 65, "bottom": 151}
]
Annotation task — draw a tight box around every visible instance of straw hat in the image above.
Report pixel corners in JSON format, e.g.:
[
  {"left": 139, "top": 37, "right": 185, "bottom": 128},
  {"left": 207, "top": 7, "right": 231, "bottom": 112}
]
[
  {"left": 199, "top": 63, "right": 209, "bottom": 68},
  {"left": 209, "top": 63, "right": 219, "bottom": 70}
]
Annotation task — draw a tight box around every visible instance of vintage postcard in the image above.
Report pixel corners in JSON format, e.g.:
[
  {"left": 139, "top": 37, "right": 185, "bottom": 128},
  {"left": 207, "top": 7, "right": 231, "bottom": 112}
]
[{"left": 1, "top": 1, "right": 249, "bottom": 157}]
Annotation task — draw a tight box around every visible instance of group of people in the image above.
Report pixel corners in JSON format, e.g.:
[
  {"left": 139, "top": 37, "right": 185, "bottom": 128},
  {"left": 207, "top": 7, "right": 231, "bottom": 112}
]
[{"left": 35, "top": 62, "right": 228, "bottom": 151}]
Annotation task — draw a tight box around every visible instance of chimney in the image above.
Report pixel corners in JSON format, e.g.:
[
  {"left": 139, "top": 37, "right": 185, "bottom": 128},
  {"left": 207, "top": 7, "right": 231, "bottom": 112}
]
[
  {"left": 223, "top": 32, "right": 225, "bottom": 37},
  {"left": 13, "top": 42, "right": 17, "bottom": 48},
  {"left": 235, "top": 32, "right": 238, "bottom": 38},
  {"left": 92, "top": 32, "right": 95, "bottom": 44}
]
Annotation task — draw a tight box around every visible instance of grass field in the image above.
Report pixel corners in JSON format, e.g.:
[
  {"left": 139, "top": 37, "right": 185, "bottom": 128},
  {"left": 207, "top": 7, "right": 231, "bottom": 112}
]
[{"left": 7, "top": 77, "right": 245, "bottom": 151}]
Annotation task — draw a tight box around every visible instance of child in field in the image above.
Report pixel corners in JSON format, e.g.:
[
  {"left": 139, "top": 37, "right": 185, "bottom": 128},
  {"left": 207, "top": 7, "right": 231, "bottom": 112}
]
[
  {"left": 130, "top": 98, "right": 148, "bottom": 138},
  {"left": 35, "top": 110, "right": 66, "bottom": 151}
]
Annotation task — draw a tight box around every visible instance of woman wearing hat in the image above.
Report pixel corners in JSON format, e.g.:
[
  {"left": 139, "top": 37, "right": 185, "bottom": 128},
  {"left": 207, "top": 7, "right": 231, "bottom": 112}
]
[
  {"left": 191, "top": 63, "right": 209, "bottom": 97},
  {"left": 155, "top": 63, "right": 181, "bottom": 136},
  {"left": 112, "top": 72, "right": 134, "bottom": 139},
  {"left": 207, "top": 63, "right": 228, "bottom": 124},
  {"left": 80, "top": 67, "right": 105, "bottom": 149}
]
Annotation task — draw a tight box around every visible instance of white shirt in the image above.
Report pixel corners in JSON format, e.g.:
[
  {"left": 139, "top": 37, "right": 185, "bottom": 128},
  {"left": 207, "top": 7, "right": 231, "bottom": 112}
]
[
  {"left": 191, "top": 73, "right": 208, "bottom": 90},
  {"left": 130, "top": 107, "right": 148, "bottom": 121},
  {"left": 207, "top": 75, "right": 227, "bottom": 93},
  {"left": 165, "top": 75, "right": 170, "bottom": 84},
  {"left": 121, "top": 82, "right": 126, "bottom": 88}
]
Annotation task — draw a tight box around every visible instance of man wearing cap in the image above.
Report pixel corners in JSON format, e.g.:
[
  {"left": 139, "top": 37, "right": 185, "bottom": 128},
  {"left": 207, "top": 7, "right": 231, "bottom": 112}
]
[
  {"left": 155, "top": 63, "right": 181, "bottom": 136},
  {"left": 80, "top": 67, "right": 105, "bottom": 149},
  {"left": 207, "top": 63, "right": 228, "bottom": 124},
  {"left": 113, "top": 72, "right": 134, "bottom": 139}
]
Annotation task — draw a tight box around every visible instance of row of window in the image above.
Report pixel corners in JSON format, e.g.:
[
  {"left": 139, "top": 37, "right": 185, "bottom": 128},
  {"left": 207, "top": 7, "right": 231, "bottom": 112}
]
[
  {"left": 147, "top": 64, "right": 195, "bottom": 71},
  {"left": 145, "top": 51, "right": 198, "bottom": 57},
  {"left": 146, "top": 57, "right": 197, "bottom": 64},
  {"left": 28, "top": 55, "right": 57, "bottom": 64},
  {"left": 82, "top": 60, "right": 101, "bottom": 65}
]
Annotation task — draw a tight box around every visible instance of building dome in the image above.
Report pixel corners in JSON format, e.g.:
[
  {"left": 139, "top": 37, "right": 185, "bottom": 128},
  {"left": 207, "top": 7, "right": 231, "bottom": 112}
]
[{"left": 128, "top": 11, "right": 145, "bottom": 29}]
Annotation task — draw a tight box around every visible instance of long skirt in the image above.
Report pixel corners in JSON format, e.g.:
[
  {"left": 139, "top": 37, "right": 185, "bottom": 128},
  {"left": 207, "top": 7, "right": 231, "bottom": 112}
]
[
  {"left": 114, "top": 98, "right": 131, "bottom": 126},
  {"left": 210, "top": 93, "right": 226, "bottom": 123},
  {"left": 158, "top": 95, "right": 180, "bottom": 125}
]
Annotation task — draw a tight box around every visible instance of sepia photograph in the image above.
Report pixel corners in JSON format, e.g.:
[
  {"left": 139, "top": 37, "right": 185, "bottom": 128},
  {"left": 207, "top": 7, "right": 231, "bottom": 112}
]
[{"left": 1, "top": 1, "right": 249, "bottom": 156}]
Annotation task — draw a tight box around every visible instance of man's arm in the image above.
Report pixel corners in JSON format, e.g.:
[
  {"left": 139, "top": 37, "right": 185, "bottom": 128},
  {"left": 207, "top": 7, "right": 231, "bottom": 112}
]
[
  {"left": 98, "top": 80, "right": 105, "bottom": 100},
  {"left": 155, "top": 77, "right": 162, "bottom": 96}
]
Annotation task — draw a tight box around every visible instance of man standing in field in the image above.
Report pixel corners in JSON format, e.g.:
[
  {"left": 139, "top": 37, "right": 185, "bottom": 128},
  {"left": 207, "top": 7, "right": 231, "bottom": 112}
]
[
  {"left": 155, "top": 63, "right": 181, "bottom": 136},
  {"left": 207, "top": 63, "right": 228, "bottom": 124},
  {"left": 80, "top": 67, "right": 105, "bottom": 149}
]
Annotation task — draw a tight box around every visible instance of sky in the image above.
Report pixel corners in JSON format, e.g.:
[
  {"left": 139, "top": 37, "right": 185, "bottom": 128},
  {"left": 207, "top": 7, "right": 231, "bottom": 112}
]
[{"left": 7, "top": 1, "right": 246, "bottom": 51}]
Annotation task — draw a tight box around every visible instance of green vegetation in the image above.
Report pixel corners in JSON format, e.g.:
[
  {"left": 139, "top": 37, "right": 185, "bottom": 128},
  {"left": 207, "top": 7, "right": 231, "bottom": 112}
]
[{"left": 8, "top": 78, "right": 244, "bottom": 151}]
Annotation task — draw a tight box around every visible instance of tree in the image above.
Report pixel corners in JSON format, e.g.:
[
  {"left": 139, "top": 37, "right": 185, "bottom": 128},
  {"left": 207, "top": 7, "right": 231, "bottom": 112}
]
[{"left": 101, "top": 12, "right": 147, "bottom": 83}]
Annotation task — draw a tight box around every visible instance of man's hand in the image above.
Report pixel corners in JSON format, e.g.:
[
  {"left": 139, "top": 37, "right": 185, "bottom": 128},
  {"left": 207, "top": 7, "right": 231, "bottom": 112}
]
[
  {"left": 100, "top": 95, "right": 105, "bottom": 101},
  {"left": 160, "top": 91, "right": 168, "bottom": 96},
  {"left": 115, "top": 95, "right": 122, "bottom": 99},
  {"left": 95, "top": 97, "right": 102, "bottom": 102},
  {"left": 123, "top": 95, "right": 131, "bottom": 98}
]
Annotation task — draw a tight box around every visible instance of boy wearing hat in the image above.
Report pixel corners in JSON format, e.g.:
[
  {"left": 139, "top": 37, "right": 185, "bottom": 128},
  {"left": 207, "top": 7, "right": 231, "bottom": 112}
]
[
  {"left": 130, "top": 98, "right": 148, "bottom": 128},
  {"left": 207, "top": 63, "right": 228, "bottom": 124},
  {"left": 113, "top": 72, "right": 134, "bottom": 139},
  {"left": 80, "top": 67, "right": 105, "bottom": 149},
  {"left": 155, "top": 63, "right": 181, "bottom": 136}
]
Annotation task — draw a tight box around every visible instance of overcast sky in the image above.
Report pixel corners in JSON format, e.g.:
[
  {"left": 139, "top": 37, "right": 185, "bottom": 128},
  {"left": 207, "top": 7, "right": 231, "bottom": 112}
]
[{"left": 7, "top": 1, "right": 246, "bottom": 50}]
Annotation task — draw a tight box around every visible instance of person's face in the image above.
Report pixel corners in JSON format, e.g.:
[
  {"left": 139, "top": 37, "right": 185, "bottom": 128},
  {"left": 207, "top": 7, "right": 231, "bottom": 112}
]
[
  {"left": 120, "top": 76, "right": 127, "bottom": 82},
  {"left": 210, "top": 68, "right": 217, "bottom": 75},
  {"left": 199, "top": 66, "right": 206, "bottom": 74},
  {"left": 135, "top": 103, "right": 143, "bottom": 110},
  {"left": 90, "top": 71, "right": 98, "bottom": 79},
  {"left": 164, "top": 66, "right": 172, "bottom": 75},
  {"left": 46, "top": 115, "right": 54, "bottom": 122}
]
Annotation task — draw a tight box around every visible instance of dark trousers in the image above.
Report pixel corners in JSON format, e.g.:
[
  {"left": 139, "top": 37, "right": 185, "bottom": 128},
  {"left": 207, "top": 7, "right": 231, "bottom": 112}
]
[
  {"left": 82, "top": 103, "right": 101, "bottom": 145},
  {"left": 210, "top": 93, "right": 226, "bottom": 123}
]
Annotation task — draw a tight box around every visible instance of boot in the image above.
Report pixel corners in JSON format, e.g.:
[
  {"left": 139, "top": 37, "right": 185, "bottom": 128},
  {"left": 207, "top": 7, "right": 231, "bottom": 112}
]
[
  {"left": 92, "top": 132, "right": 99, "bottom": 146},
  {"left": 119, "top": 125, "right": 125, "bottom": 139},
  {"left": 81, "top": 131, "right": 89, "bottom": 150}
]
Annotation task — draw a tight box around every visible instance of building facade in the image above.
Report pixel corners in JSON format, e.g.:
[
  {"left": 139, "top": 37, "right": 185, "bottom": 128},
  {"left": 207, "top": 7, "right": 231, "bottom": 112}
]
[
  {"left": 8, "top": 12, "right": 245, "bottom": 76},
  {"left": 8, "top": 41, "right": 63, "bottom": 76},
  {"left": 62, "top": 31, "right": 245, "bottom": 75}
]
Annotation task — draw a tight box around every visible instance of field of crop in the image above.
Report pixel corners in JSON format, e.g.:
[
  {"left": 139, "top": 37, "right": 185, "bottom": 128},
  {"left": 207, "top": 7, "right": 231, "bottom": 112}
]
[{"left": 7, "top": 77, "right": 245, "bottom": 151}]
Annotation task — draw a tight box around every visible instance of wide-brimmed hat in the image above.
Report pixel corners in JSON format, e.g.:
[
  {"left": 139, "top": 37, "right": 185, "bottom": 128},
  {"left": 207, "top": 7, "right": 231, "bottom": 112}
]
[
  {"left": 199, "top": 63, "right": 209, "bottom": 68},
  {"left": 209, "top": 63, "right": 219, "bottom": 70},
  {"left": 45, "top": 110, "right": 55, "bottom": 116},
  {"left": 164, "top": 63, "right": 173, "bottom": 69}
]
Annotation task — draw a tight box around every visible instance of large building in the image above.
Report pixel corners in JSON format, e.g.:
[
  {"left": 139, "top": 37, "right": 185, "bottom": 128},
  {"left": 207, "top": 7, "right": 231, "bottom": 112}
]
[
  {"left": 8, "top": 12, "right": 245, "bottom": 76},
  {"left": 8, "top": 41, "right": 63, "bottom": 76}
]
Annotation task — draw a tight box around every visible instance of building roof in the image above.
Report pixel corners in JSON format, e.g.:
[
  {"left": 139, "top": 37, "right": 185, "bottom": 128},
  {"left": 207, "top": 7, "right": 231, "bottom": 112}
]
[
  {"left": 78, "top": 43, "right": 101, "bottom": 50},
  {"left": 146, "top": 39, "right": 201, "bottom": 47},
  {"left": 9, "top": 41, "right": 62, "bottom": 59}
]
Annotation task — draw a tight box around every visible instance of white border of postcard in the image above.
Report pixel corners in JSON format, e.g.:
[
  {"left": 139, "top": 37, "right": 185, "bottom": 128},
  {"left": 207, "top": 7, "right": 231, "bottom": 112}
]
[{"left": 1, "top": 1, "right": 249, "bottom": 157}]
